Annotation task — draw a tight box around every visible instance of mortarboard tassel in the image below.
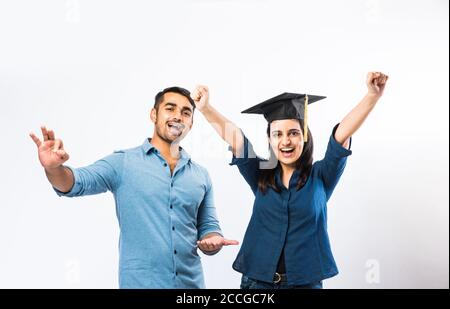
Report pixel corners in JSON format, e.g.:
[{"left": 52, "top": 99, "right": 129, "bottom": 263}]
[{"left": 303, "top": 94, "right": 309, "bottom": 142}]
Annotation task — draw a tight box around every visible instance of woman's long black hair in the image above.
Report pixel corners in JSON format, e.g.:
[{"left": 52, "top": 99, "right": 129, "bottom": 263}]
[{"left": 257, "top": 119, "right": 314, "bottom": 194}]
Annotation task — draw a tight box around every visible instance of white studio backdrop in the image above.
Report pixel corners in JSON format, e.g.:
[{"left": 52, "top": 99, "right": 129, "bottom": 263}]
[{"left": 0, "top": 0, "right": 448, "bottom": 288}]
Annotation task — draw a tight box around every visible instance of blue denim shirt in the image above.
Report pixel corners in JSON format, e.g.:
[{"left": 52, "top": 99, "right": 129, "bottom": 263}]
[
  {"left": 55, "top": 139, "right": 222, "bottom": 288},
  {"left": 230, "top": 124, "right": 352, "bottom": 285}
]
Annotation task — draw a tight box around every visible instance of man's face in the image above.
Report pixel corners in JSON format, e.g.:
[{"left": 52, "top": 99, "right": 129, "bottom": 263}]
[{"left": 151, "top": 92, "right": 194, "bottom": 144}]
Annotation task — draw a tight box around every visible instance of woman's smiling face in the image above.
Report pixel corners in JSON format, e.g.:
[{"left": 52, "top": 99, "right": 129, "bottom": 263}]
[{"left": 269, "top": 119, "right": 304, "bottom": 167}]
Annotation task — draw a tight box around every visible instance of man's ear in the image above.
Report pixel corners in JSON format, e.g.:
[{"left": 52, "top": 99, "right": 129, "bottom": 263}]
[{"left": 150, "top": 108, "right": 157, "bottom": 123}]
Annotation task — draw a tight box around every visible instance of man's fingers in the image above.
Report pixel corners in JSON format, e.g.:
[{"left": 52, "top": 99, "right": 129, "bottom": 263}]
[
  {"left": 204, "top": 242, "right": 214, "bottom": 251},
  {"left": 53, "top": 139, "right": 62, "bottom": 152},
  {"left": 47, "top": 129, "right": 55, "bottom": 141},
  {"left": 223, "top": 239, "right": 239, "bottom": 246},
  {"left": 41, "top": 126, "right": 50, "bottom": 141},
  {"left": 29, "top": 133, "right": 42, "bottom": 147},
  {"left": 197, "top": 240, "right": 216, "bottom": 251},
  {"left": 56, "top": 149, "right": 69, "bottom": 160}
]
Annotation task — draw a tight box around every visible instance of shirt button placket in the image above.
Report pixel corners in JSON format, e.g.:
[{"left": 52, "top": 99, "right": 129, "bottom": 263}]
[{"left": 168, "top": 173, "right": 176, "bottom": 279}]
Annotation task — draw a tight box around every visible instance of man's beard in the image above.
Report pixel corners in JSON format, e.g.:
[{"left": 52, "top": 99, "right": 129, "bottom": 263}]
[
  {"left": 155, "top": 125, "right": 177, "bottom": 144},
  {"left": 155, "top": 117, "right": 188, "bottom": 148}
]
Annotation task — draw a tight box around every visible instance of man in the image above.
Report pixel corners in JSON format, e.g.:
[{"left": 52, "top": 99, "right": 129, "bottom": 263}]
[{"left": 30, "top": 86, "right": 238, "bottom": 288}]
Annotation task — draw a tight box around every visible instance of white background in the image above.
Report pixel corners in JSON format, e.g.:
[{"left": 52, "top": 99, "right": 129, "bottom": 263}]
[{"left": 0, "top": 0, "right": 448, "bottom": 288}]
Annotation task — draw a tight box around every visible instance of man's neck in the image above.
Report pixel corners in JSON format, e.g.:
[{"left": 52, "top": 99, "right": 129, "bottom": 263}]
[{"left": 150, "top": 134, "right": 181, "bottom": 162}]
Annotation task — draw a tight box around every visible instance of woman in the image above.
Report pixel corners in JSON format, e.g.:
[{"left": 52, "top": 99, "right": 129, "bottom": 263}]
[{"left": 194, "top": 72, "right": 389, "bottom": 289}]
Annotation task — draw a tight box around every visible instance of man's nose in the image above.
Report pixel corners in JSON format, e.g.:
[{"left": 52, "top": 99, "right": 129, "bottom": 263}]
[{"left": 172, "top": 110, "right": 182, "bottom": 121}]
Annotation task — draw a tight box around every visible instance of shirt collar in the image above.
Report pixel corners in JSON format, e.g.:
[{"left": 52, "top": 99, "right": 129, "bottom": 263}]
[
  {"left": 141, "top": 138, "right": 191, "bottom": 160},
  {"left": 275, "top": 166, "right": 302, "bottom": 190}
]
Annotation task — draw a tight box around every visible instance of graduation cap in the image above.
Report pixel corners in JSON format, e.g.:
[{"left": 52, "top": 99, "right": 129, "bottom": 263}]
[{"left": 241, "top": 92, "right": 326, "bottom": 142}]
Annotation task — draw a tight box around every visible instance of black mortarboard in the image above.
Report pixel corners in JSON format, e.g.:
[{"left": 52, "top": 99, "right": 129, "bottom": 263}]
[{"left": 241, "top": 92, "right": 326, "bottom": 142}]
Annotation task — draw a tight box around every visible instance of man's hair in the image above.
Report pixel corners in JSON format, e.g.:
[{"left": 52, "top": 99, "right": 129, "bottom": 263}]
[{"left": 154, "top": 86, "right": 196, "bottom": 111}]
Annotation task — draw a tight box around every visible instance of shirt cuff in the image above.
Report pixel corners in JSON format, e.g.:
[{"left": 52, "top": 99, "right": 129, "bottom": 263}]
[
  {"left": 229, "top": 134, "right": 257, "bottom": 166},
  {"left": 53, "top": 166, "right": 81, "bottom": 197},
  {"left": 198, "top": 228, "right": 223, "bottom": 241},
  {"left": 329, "top": 123, "right": 353, "bottom": 158}
]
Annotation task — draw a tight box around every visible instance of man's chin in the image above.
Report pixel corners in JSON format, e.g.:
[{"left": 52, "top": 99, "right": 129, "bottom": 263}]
[
  {"left": 155, "top": 128, "right": 187, "bottom": 144},
  {"left": 164, "top": 133, "right": 184, "bottom": 143}
]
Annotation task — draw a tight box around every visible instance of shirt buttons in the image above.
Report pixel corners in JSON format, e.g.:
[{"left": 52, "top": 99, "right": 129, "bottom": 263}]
[
  {"left": 172, "top": 226, "right": 175, "bottom": 231},
  {"left": 174, "top": 250, "right": 177, "bottom": 254},
  {"left": 170, "top": 205, "right": 173, "bottom": 209},
  {"left": 164, "top": 163, "right": 167, "bottom": 167}
]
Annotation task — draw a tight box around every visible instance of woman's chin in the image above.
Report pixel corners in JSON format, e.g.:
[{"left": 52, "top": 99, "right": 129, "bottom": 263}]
[{"left": 278, "top": 156, "right": 299, "bottom": 166}]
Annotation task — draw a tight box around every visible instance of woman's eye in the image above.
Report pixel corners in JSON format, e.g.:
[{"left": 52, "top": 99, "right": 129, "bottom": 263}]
[{"left": 290, "top": 131, "right": 299, "bottom": 136}]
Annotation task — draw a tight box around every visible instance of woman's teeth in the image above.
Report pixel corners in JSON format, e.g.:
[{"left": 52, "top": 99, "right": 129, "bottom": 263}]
[{"left": 280, "top": 148, "right": 294, "bottom": 153}]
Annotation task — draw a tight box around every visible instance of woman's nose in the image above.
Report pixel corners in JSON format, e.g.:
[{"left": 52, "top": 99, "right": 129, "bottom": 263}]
[{"left": 281, "top": 135, "right": 291, "bottom": 145}]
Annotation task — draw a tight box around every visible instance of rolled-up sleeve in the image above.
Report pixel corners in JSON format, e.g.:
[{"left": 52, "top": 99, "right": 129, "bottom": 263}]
[
  {"left": 54, "top": 151, "right": 124, "bottom": 197},
  {"left": 229, "top": 134, "right": 264, "bottom": 194},
  {"left": 196, "top": 170, "right": 223, "bottom": 241},
  {"left": 317, "top": 123, "right": 353, "bottom": 200}
]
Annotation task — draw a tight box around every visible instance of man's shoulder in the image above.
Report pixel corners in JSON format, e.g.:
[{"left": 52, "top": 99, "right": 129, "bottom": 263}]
[
  {"left": 185, "top": 159, "right": 213, "bottom": 184},
  {"left": 112, "top": 144, "right": 142, "bottom": 155},
  {"left": 188, "top": 159, "right": 208, "bottom": 174}
]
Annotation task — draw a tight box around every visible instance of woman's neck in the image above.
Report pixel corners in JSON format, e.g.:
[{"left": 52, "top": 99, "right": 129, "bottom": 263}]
[{"left": 280, "top": 162, "right": 296, "bottom": 188}]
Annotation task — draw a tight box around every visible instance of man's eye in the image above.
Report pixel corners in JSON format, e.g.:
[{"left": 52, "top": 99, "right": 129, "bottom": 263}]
[{"left": 184, "top": 112, "right": 191, "bottom": 116}]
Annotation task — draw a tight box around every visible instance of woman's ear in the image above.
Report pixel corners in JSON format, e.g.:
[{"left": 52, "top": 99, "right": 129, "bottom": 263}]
[{"left": 267, "top": 137, "right": 273, "bottom": 150}]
